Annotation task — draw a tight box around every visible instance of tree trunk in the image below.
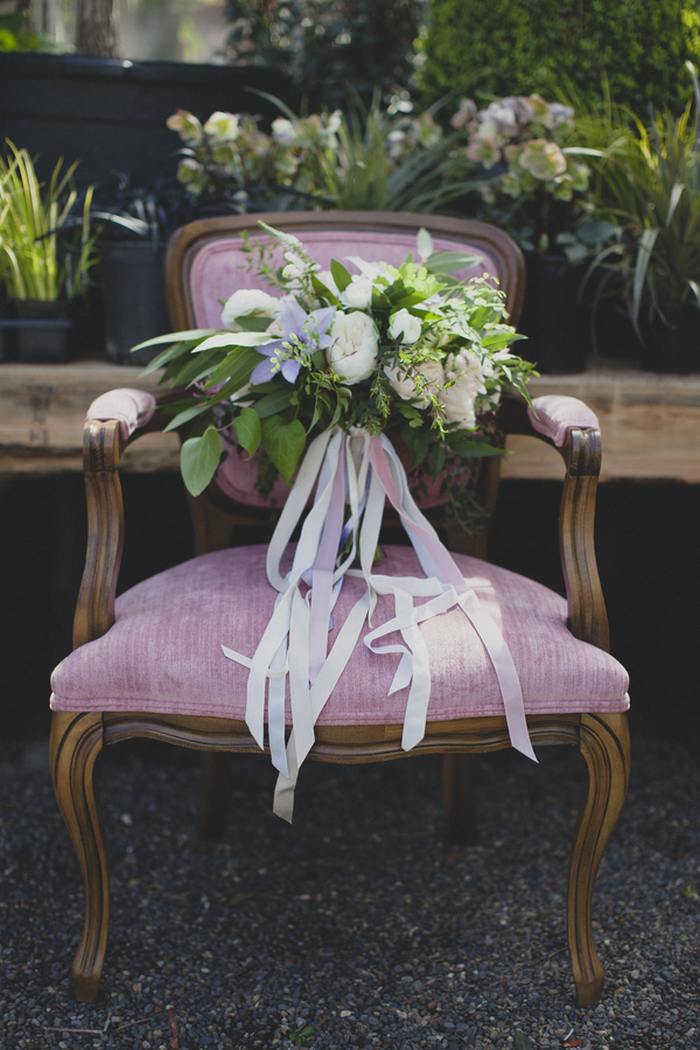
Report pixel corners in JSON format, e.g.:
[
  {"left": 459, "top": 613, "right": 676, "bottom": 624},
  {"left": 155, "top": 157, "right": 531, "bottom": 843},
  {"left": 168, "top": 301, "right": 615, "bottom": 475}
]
[{"left": 75, "top": 0, "right": 120, "bottom": 57}]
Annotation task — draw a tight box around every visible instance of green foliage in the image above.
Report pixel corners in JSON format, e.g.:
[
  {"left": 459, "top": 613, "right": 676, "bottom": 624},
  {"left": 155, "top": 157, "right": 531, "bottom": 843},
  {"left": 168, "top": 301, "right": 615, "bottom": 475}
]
[
  {"left": 223, "top": 0, "right": 424, "bottom": 109},
  {"left": 0, "top": 140, "right": 98, "bottom": 301},
  {"left": 513, "top": 1033, "right": 534, "bottom": 1050},
  {"left": 579, "top": 74, "right": 700, "bottom": 324},
  {"left": 419, "top": 0, "right": 700, "bottom": 115},
  {"left": 0, "top": 11, "right": 46, "bottom": 52},
  {"left": 135, "top": 223, "right": 534, "bottom": 499},
  {"left": 180, "top": 425, "right": 222, "bottom": 496},
  {"left": 167, "top": 99, "right": 477, "bottom": 214}
]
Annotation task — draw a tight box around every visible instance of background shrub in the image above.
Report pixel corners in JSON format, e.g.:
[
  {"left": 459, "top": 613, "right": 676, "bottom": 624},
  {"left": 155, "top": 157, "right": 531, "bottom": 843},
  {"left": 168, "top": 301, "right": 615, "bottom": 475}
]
[
  {"left": 224, "top": 0, "right": 425, "bottom": 110},
  {"left": 418, "top": 0, "right": 700, "bottom": 115}
]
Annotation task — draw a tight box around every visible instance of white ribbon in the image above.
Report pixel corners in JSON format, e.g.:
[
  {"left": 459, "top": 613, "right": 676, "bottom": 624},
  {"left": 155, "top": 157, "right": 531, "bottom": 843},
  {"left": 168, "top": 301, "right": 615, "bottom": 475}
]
[{"left": 222, "top": 426, "right": 535, "bottom": 822}]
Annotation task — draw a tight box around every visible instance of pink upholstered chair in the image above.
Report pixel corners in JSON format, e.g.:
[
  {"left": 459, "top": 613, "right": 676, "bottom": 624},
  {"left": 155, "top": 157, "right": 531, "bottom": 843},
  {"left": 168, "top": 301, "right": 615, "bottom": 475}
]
[{"left": 49, "top": 212, "right": 630, "bottom": 1008}]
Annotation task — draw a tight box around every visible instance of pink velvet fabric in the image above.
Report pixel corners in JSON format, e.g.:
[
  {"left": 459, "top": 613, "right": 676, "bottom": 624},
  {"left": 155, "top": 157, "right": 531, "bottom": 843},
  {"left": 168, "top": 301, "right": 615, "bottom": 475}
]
[
  {"left": 528, "top": 395, "right": 599, "bottom": 448},
  {"left": 51, "top": 544, "right": 629, "bottom": 725},
  {"left": 87, "top": 389, "right": 157, "bottom": 441},
  {"left": 188, "top": 228, "right": 495, "bottom": 329}
]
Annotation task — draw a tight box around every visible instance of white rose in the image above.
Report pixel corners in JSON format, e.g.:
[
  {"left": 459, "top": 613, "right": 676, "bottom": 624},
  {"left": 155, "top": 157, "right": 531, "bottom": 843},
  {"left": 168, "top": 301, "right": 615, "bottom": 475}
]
[
  {"left": 384, "top": 359, "right": 444, "bottom": 407},
  {"left": 328, "top": 312, "right": 379, "bottom": 384},
  {"left": 221, "top": 289, "right": 281, "bottom": 331},
  {"left": 340, "top": 274, "right": 375, "bottom": 310},
  {"left": 440, "top": 351, "right": 491, "bottom": 430},
  {"left": 388, "top": 308, "right": 422, "bottom": 344}
]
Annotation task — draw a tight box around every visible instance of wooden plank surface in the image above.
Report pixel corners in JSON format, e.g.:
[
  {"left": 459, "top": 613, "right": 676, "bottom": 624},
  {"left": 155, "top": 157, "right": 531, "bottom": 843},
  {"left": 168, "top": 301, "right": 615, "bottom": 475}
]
[{"left": 1, "top": 360, "right": 700, "bottom": 481}]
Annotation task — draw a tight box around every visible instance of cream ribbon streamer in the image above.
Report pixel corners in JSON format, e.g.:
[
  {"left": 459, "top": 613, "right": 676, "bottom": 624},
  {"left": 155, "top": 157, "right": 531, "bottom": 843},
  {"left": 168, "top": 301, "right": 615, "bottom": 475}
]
[{"left": 222, "top": 427, "right": 535, "bottom": 822}]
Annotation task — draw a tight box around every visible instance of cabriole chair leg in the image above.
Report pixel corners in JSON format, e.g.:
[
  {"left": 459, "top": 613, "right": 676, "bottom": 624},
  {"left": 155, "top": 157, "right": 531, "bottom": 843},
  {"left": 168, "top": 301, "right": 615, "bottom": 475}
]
[
  {"left": 51, "top": 711, "right": 109, "bottom": 1003},
  {"left": 567, "top": 712, "right": 630, "bottom": 1007}
]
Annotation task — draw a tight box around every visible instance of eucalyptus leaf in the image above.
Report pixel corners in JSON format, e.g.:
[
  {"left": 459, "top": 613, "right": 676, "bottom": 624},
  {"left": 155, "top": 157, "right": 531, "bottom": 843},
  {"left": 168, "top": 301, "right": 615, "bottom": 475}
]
[
  {"left": 137, "top": 341, "right": 199, "bottom": 377},
  {"left": 203, "top": 345, "right": 262, "bottom": 392},
  {"left": 180, "top": 425, "right": 222, "bottom": 496},
  {"left": 426, "top": 250, "right": 483, "bottom": 274},
  {"left": 192, "top": 331, "right": 275, "bottom": 354},
  {"left": 416, "top": 227, "right": 434, "bottom": 261},
  {"left": 163, "top": 401, "right": 212, "bottom": 432},
  {"left": 131, "top": 328, "right": 216, "bottom": 352}
]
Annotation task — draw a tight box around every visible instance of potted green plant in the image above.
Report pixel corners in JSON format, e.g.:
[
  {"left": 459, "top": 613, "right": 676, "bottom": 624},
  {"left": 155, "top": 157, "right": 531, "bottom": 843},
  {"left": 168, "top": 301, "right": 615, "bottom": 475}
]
[
  {"left": 446, "top": 93, "right": 595, "bottom": 373},
  {"left": 581, "top": 70, "right": 700, "bottom": 372},
  {"left": 0, "top": 140, "right": 98, "bottom": 362},
  {"left": 166, "top": 98, "right": 480, "bottom": 215}
]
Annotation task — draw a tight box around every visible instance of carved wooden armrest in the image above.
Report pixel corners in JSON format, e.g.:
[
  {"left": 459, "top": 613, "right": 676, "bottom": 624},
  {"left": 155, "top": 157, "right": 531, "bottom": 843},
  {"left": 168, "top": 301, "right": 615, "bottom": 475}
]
[
  {"left": 500, "top": 393, "right": 610, "bottom": 652},
  {"left": 73, "top": 389, "right": 167, "bottom": 650}
]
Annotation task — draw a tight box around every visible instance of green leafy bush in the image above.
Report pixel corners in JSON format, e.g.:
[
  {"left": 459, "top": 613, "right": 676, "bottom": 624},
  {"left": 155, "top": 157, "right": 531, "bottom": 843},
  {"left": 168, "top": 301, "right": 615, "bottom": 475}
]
[
  {"left": 223, "top": 0, "right": 424, "bottom": 109},
  {"left": 419, "top": 0, "right": 700, "bottom": 114}
]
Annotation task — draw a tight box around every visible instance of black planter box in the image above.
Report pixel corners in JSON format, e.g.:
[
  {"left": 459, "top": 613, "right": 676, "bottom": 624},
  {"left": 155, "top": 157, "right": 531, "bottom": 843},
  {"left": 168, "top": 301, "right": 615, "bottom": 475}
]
[
  {"left": 0, "top": 53, "right": 295, "bottom": 188},
  {"left": 101, "top": 241, "right": 171, "bottom": 364},
  {"left": 518, "top": 253, "right": 589, "bottom": 374}
]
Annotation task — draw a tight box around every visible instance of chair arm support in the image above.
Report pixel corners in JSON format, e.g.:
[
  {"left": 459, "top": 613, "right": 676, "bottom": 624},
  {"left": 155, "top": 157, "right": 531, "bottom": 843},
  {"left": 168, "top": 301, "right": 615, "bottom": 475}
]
[
  {"left": 500, "top": 393, "right": 609, "bottom": 651},
  {"left": 73, "top": 390, "right": 164, "bottom": 650}
]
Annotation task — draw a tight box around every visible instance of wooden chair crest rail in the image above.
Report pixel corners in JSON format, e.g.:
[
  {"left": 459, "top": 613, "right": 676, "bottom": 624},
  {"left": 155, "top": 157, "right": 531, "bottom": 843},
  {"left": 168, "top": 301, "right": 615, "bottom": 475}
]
[{"left": 49, "top": 212, "right": 630, "bottom": 1007}]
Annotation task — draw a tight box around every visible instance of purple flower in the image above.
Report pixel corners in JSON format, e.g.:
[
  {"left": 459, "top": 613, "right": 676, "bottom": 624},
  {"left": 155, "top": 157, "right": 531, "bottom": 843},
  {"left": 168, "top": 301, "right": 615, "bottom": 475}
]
[{"left": 250, "top": 298, "right": 336, "bottom": 384}]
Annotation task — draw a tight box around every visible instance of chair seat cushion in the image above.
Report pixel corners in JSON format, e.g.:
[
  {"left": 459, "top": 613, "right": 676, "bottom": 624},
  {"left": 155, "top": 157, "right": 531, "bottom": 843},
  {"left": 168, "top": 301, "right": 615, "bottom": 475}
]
[{"left": 51, "top": 545, "right": 629, "bottom": 724}]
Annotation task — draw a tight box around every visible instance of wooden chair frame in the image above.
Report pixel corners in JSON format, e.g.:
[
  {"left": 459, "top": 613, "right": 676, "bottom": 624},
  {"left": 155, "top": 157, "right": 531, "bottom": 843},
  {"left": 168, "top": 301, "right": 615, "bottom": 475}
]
[{"left": 51, "top": 213, "right": 629, "bottom": 1008}]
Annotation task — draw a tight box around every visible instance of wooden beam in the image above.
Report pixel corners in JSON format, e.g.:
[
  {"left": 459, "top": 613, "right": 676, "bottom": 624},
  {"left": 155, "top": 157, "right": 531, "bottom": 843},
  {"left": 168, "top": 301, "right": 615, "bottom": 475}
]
[{"left": 2, "top": 361, "right": 700, "bottom": 481}]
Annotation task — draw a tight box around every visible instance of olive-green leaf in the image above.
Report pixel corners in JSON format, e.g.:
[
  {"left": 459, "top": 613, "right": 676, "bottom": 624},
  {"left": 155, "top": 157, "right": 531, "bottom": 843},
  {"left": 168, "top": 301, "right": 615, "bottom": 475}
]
[
  {"left": 180, "top": 425, "right": 222, "bottom": 496},
  {"left": 261, "top": 415, "right": 306, "bottom": 483},
  {"left": 163, "top": 402, "right": 212, "bottom": 433},
  {"left": 234, "top": 406, "right": 261, "bottom": 456},
  {"left": 331, "top": 258, "right": 353, "bottom": 292}
]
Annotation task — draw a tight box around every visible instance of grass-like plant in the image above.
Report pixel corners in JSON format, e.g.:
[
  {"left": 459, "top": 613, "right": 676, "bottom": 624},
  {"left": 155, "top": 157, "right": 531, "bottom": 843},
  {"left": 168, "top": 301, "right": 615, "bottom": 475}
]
[
  {"left": 0, "top": 140, "right": 97, "bottom": 302},
  {"left": 576, "top": 65, "right": 700, "bottom": 326}
]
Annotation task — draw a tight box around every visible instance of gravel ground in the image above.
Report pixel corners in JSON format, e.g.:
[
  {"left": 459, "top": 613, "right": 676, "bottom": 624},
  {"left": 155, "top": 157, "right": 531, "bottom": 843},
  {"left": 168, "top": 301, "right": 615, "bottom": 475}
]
[{"left": 0, "top": 726, "right": 698, "bottom": 1050}]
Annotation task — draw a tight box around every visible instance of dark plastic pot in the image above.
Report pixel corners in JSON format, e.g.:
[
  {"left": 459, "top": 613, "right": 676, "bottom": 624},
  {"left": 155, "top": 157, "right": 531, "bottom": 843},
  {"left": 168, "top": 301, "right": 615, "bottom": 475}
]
[
  {"left": 641, "top": 301, "right": 700, "bottom": 374},
  {"left": 13, "top": 301, "right": 74, "bottom": 363},
  {"left": 101, "top": 241, "right": 170, "bottom": 364},
  {"left": 518, "top": 253, "right": 588, "bottom": 374}
]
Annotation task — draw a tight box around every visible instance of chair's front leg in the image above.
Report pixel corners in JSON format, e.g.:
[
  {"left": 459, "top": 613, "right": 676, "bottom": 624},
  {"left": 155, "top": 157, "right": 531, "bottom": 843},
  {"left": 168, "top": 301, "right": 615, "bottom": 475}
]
[
  {"left": 568, "top": 711, "right": 630, "bottom": 1006},
  {"left": 50, "top": 711, "right": 109, "bottom": 1003}
]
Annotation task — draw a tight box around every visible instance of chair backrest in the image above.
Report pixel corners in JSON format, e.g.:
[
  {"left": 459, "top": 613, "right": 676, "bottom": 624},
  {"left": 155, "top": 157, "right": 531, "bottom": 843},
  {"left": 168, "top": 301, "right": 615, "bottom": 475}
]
[{"left": 164, "top": 212, "right": 525, "bottom": 517}]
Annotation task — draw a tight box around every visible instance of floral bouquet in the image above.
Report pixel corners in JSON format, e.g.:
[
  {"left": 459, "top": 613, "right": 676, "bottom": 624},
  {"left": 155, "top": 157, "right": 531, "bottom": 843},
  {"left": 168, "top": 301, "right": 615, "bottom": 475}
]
[
  {"left": 141, "top": 223, "right": 533, "bottom": 507},
  {"left": 136, "top": 224, "right": 536, "bottom": 819}
]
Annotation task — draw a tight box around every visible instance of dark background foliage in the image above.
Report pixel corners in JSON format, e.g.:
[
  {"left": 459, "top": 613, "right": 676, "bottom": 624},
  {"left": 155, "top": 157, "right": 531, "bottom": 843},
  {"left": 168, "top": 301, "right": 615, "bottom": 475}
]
[
  {"left": 223, "top": 0, "right": 426, "bottom": 109},
  {"left": 419, "top": 0, "right": 700, "bottom": 114}
]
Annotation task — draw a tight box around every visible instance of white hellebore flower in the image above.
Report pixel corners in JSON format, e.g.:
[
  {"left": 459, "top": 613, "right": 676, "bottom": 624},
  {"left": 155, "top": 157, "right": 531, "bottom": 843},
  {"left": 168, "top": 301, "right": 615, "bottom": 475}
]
[
  {"left": 385, "top": 359, "right": 445, "bottom": 408},
  {"left": 388, "top": 308, "right": 422, "bottom": 344},
  {"left": 221, "top": 289, "right": 281, "bottom": 331},
  {"left": 203, "top": 111, "right": 240, "bottom": 142},
  {"left": 328, "top": 311, "right": 379, "bottom": 384},
  {"left": 441, "top": 351, "right": 493, "bottom": 430}
]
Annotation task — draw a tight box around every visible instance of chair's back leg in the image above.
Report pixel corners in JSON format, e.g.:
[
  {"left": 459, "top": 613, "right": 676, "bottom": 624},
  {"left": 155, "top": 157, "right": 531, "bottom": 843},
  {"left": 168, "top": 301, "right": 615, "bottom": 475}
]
[
  {"left": 568, "top": 711, "right": 630, "bottom": 1007},
  {"left": 50, "top": 711, "right": 109, "bottom": 1003},
  {"left": 442, "top": 753, "right": 478, "bottom": 845},
  {"left": 197, "top": 751, "right": 232, "bottom": 842}
]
